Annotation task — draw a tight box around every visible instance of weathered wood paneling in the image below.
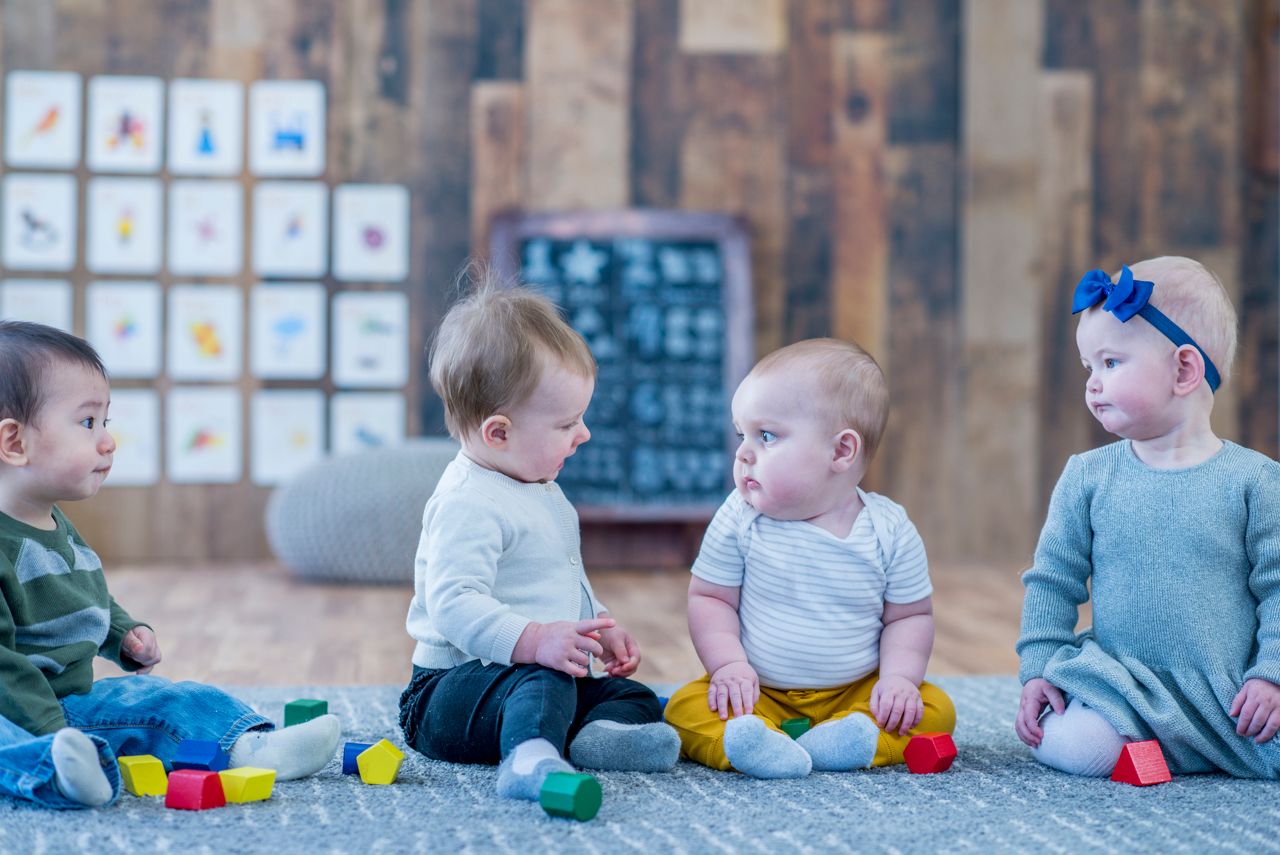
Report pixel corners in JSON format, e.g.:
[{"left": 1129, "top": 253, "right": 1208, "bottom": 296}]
[
  {"left": 470, "top": 82, "right": 525, "bottom": 256},
  {"left": 678, "top": 0, "right": 788, "bottom": 54}
]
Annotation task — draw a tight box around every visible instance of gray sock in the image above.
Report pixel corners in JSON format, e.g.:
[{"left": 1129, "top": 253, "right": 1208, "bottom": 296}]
[
  {"left": 795, "top": 713, "right": 879, "bottom": 771},
  {"left": 723, "top": 715, "right": 812, "bottom": 779},
  {"left": 52, "top": 729, "right": 113, "bottom": 807},
  {"left": 496, "top": 753, "right": 574, "bottom": 800},
  {"left": 568, "top": 720, "right": 680, "bottom": 772}
]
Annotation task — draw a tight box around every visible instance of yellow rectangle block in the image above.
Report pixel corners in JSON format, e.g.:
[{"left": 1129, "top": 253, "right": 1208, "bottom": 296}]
[
  {"left": 218, "top": 767, "right": 276, "bottom": 802},
  {"left": 117, "top": 754, "right": 167, "bottom": 797}
]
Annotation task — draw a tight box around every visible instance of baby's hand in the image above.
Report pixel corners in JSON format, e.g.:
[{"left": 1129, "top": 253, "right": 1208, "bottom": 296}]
[
  {"left": 532, "top": 618, "right": 614, "bottom": 678},
  {"left": 1015, "top": 677, "right": 1066, "bottom": 747},
  {"left": 870, "top": 675, "right": 923, "bottom": 735},
  {"left": 597, "top": 623, "right": 641, "bottom": 678},
  {"left": 1230, "top": 678, "right": 1280, "bottom": 744},
  {"left": 122, "top": 626, "right": 162, "bottom": 674},
  {"left": 707, "top": 661, "right": 759, "bottom": 720}
]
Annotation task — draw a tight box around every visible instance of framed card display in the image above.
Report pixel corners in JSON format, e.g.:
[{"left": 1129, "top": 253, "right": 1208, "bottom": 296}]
[
  {"left": 2, "top": 173, "right": 77, "bottom": 271},
  {"left": 333, "top": 183, "right": 410, "bottom": 282},
  {"left": 85, "top": 281, "right": 162, "bottom": 379},
  {"left": 167, "top": 180, "right": 243, "bottom": 276},
  {"left": 251, "top": 181, "right": 327, "bottom": 278},
  {"left": 248, "top": 80, "right": 326, "bottom": 177},
  {"left": 330, "top": 392, "right": 405, "bottom": 455},
  {"left": 103, "top": 388, "right": 160, "bottom": 487},
  {"left": 86, "top": 177, "right": 163, "bottom": 274},
  {"left": 166, "top": 386, "right": 241, "bottom": 484},
  {"left": 86, "top": 75, "right": 164, "bottom": 173},
  {"left": 331, "top": 290, "right": 408, "bottom": 388},
  {"left": 167, "top": 284, "right": 243, "bottom": 381},
  {"left": 167, "top": 78, "right": 243, "bottom": 176},
  {"left": 249, "top": 282, "right": 326, "bottom": 379},
  {"left": 0, "top": 279, "right": 73, "bottom": 331},
  {"left": 250, "top": 389, "right": 325, "bottom": 485},
  {"left": 5, "top": 70, "right": 82, "bottom": 168}
]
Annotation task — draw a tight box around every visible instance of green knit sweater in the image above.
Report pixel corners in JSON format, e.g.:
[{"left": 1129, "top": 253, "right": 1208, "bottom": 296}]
[{"left": 0, "top": 507, "right": 144, "bottom": 735}]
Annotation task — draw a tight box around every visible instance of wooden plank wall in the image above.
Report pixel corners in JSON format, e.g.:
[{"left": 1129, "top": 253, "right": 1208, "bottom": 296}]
[{"left": 0, "top": 0, "right": 1273, "bottom": 565}]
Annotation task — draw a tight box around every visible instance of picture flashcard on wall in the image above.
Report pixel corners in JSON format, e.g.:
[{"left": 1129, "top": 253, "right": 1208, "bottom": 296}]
[
  {"left": 333, "top": 184, "right": 410, "bottom": 282},
  {"left": 330, "top": 392, "right": 405, "bottom": 456},
  {"left": 248, "top": 80, "right": 326, "bottom": 177},
  {"left": 5, "top": 71, "right": 82, "bottom": 168},
  {"left": 250, "top": 389, "right": 325, "bottom": 486},
  {"left": 86, "top": 177, "right": 163, "bottom": 274},
  {"left": 249, "top": 283, "right": 326, "bottom": 379},
  {"left": 252, "top": 181, "right": 328, "bottom": 277},
  {"left": 0, "top": 279, "right": 73, "bottom": 331},
  {"left": 87, "top": 75, "right": 164, "bottom": 173},
  {"left": 86, "top": 281, "right": 162, "bottom": 379},
  {"left": 2, "top": 173, "right": 77, "bottom": 271},
  {"left": 168, "top": 78, "right": 243, "bottom": 176},
  {"left": 168, "top": 180, "right": 243, "bottom": 276},
  {"left": 167, "top": 284, "right": 243, "bottom": 381},
  {"left": 166, "top": 386, "right": 242, "bottom": 484},
  {"left": 331, "top": 290, "right": 408, "bottom": 388},
  {"left": 103, "top": 388, "right": 160, "bottom": 487}
]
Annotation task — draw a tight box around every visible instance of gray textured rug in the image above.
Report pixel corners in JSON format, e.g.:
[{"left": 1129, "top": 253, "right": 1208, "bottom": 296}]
[{"left": 2, "top": 677, "right": 1278, "bottom": 854}]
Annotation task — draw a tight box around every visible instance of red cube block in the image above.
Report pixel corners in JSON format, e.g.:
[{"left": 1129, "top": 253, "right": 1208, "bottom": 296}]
[
  {"left": 904, "top": 732, "right": 957, "bottom": 774},
  {"left": 165, "top": 769, "right": 227, "bottom": 810},
  {"left": 1110, "top": 740, "right": 1171, "bottom": 786}
]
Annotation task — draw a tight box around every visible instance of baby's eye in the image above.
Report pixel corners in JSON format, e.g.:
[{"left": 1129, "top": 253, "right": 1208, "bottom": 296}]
[
  {"left": 1104, "top": 358, "right": 1118, "bottom": 369},
  {"left": 760, "top": 430, "right": 777, "bottom": 443},
  {"left": 80, "top": 417, "right": 95, "bottom": 429}
]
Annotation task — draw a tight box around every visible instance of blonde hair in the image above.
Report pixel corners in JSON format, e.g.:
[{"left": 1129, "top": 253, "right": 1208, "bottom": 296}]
[
  {"left": 1126, "top": 256, "right": 1238, "bottom": 383},
  {"left": 751, "top": 337, "right": 890, "bottom": 461},
  {"left": 429, "top": 269, "right": 596, "bottom": 439}
]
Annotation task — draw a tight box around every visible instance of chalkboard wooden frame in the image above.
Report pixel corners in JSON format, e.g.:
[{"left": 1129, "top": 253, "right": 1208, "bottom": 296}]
[{"left": 489, "top": 209, "right": 754, "bottom": 522}]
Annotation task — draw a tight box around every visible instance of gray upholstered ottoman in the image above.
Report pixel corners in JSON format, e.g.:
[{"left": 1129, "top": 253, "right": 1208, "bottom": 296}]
[{"left": 265, "top": 437, "right": 460, "bottom": 583}]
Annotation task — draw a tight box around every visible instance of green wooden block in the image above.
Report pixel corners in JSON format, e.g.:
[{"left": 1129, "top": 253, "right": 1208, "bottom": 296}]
[
  {"left": 781, "top": 717, "right": 811, "bottom": 739},
  {"left": 283, "top": 698, "right": 327, "bottom": 727},
  {"left": 539, "top": 772, "right": 601, "bottom": 822}
]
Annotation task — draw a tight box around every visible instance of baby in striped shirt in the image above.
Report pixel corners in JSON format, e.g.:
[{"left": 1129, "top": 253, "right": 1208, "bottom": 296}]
[{"left": 664, "top": 338, "right": 956, "bottom": 778}]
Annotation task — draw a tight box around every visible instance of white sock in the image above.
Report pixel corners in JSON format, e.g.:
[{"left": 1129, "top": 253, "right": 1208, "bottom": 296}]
[
  {"left": 1032, "top": 698, "right": 1127, "bottom": 777},
  {"left": 510, "top": 737, "right": 561, "bottom": 774},
  {"left": 497, "top": 738, "right": 573, "bottom": 800},
  {"left": 229, "top": 714, "right": 341, "bottom": 781},
  {"left": 723, "top": 715, "right": 812, "bottom": 779},
  {"left": 52, "top": 728, "right": 112, "bottom": 807},
  {"left": 795, "top": 713, "right": 879, "bottom": 771}
]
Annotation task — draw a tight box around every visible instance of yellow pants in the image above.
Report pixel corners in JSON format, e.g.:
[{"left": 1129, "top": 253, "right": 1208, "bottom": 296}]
[{"left": 664, "top": 671, "right": 955, "bottom": 771}]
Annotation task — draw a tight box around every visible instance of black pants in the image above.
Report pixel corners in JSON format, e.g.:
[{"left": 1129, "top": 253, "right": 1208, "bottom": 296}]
[{"left": 398, "top": 660, "right": 662, "bottom": 765}]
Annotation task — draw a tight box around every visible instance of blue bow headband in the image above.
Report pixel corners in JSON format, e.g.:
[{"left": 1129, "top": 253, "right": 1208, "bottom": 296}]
[{"left": 1071, "top": 266, "right": 1221, "bottom": 393}]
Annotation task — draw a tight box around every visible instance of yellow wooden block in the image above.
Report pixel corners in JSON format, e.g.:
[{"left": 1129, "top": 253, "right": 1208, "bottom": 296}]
[
  {"left": 118, "top": 754, "right": 167, "bottom": 797},
  {"left": 356, "top": 739, "right": 404, "bottom": 785},
  {"left": 218, "top": 767, "right": 276, "bottom": 803}
]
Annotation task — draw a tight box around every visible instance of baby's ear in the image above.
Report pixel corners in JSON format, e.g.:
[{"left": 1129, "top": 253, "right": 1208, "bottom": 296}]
[
  {"left": 0, "top": 418, "right": 28, "bottom": 466},
  {"left": 1172, "top": 345, "right": 1208, "bottom": 396},
  {"left": 479, "top": 413, "right": 511, "bottom": 448},
  {"left": 831, "top": 428, "right": 862, "bottom": 472}
]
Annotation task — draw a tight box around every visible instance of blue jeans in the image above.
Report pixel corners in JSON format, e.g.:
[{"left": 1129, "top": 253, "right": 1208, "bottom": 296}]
[{"left": 0, "top": 676, "right": 271, "bottom": 810}]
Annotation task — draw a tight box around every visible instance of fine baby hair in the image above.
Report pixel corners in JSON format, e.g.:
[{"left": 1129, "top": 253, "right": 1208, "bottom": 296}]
[{"left": 0, "top": 320, "right": 107, "bottom": 425}]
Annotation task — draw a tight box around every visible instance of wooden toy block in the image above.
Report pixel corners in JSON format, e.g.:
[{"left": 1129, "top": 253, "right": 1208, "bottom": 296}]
[
  {"left": 343, "top": 741, "right": 375, "bottom": 775},
  {"left": 540, "top": 771, "right": 602, "bottom": 822},
  {"left": 904, "top": 732, "right": 957, "bottom": 774},
  {"left": 356, "top": 739, "right": 405, "bottom": 785},
  {"left": 284, "top": 698, "right": 328, "bottom": 727},
  {"left": 117, "top": 754, "right": 167, "bottom": 796},
  {"left": 1110, "top": 740, "right": 1171, "bottom": 786},
  {"left": 657, "top": 696, "right": 669, "bottom": 713},
  {"left": 781, "top": 717, "right": 811, "bottom": 739},
  {"left": 164, "top": 769, "right": 226, "bottom": 810},
  {"left": 219, "top": 767, "right": 276, "bottom": 803},
  {"left": 171, "top": 739, "right": 230, "bottom": 772}
]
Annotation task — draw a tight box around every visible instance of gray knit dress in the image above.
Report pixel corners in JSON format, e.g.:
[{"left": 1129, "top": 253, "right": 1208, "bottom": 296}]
[{"left": 1017, "top": 440, "right": 1280, "bottom": 777}]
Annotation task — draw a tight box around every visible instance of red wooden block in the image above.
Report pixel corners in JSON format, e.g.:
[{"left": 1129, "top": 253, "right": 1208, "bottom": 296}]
[
  {"left": 164, "top": 769, "right": 227, "bottom": 810},
  {"left": 1110, "top": 740, "right": 1171, "bottom": 786},
  {"left": 904, "top": 732, "right": 957, "bottom": 774}
]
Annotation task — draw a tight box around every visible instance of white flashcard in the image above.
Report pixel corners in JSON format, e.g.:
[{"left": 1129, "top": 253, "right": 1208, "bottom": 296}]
[
  {"left": 250, "top": 389, "right": 325, "bottom": 485},
  {"left": 86, "top": 177, "right": 163, "bottom": 274},
  {"left": 248, "top": 80, "right": 326, "bottom": 177},
  {"left": 167, "top": 284, "right": 243, "bottom": 381},
  {"left": 86, "top": 75, "right": 164, "bottom": 173},
  {"left": 5, "top": 71, "right": 82, "bottom": 168},
  {"left": 252, "top": 181, "right": 327, "bottom": 277},
  {"left": 104, "top": 388, "right": 160, "bottom": 487},
  {"left": 2, "top": 173, "right": 77, "bottom": 271},
  {"left": 167, "top": 180, "right": 243, "bottom": 276},
  {"left": 249, "top": 282, "right": 326, "bottom": 379},
  {"left": 167, "top": 78, "right": 243, "bottom": 176},
  {"left": 166, "top": 386, "right": 241, "bottom": 484},
  {"left": 333, "top": 184, "right": 410, "bottom": 282},
  {"left": 330, "top": 392, "right": 405, "bottom": 455},
  {"left": 0, "top": 279, "right": 73, "bottom": 331},
  {"left": 85, "top": 281, "right": 162, "bottom": 379},
  {"left": 332, "top": 290, "right": 408, "bottom": 388}
]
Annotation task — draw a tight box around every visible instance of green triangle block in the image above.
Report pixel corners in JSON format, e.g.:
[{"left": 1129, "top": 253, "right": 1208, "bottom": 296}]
[{"left": 781, "top": 717, "right": 811, "bottom": 739}]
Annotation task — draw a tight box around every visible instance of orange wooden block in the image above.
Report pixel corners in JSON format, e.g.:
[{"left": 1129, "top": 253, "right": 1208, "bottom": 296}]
[
  {"left": 1110, "top": 740, "right": 1171, "bottom": 786},
  {"left": 904, "top": 732, "right": 957, "bottom": 774}
]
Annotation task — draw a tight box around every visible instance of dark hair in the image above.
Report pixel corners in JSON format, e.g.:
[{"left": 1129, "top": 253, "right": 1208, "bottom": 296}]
[{"left": 0, "top": 321, "right": 107, "bottom": 425}]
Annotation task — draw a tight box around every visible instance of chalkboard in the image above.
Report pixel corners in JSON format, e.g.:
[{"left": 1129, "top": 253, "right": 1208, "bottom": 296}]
[{"left": 490, "top": 210, "right": 753, "bottom": 522}]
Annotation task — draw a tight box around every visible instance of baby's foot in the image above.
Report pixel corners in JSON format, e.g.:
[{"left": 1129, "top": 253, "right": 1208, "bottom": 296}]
[
  {"left": 496, "top": 738, "right": 574, "bottom": 800},
  {"left": 723, "top": 715, "right": 811, "bottom": 779},
  {"left": 795, "top": 713, "right": 879, "bottom": 771},
  {"left": 52, "top": 728, "right": 113, "bottom": 807},
  {"left": 229, "top": 714, "right": 341, "bottom": 780},
  {"left": 568, "top": 720, "right": 680, "bottom": 772}
]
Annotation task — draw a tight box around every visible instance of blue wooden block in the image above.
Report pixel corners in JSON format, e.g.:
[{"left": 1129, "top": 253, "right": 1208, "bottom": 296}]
[
  {"left": 657, "top": 696, "right": 669, "bottom": 713},
  {"left": 343, "top": 741, "right": 374, "bottom": 775},
  {"left": 171, "top": 739, "right": 230, "bottom": 772}
]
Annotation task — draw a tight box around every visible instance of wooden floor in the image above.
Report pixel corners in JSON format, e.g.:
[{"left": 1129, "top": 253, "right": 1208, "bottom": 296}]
[{"left": 94, "top": 561, "right": 1039, "bottom": 686}]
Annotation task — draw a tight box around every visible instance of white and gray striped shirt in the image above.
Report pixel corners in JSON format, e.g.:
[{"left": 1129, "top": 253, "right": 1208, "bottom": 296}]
[{"left": 692, "top": 489, "right": 932, "bottom": 690}]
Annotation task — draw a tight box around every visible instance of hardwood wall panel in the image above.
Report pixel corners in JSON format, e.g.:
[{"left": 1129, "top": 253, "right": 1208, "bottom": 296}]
[
  {"left": 470, "top": 82, "right": 525, "bottom": 256},
  {"left": 678, "top": 0, "right": 788, "bottom": 54}
]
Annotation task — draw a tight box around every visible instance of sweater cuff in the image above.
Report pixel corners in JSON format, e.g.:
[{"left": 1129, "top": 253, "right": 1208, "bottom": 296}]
[
  {"left": 1244, "top": 661, "right": 1280, "bottom": 686},
  {"left": 1017, "top": 646, "right": 1055, "bottom": 685},
  {"left": 36, "top": 711, "right": 69, "bottom": 736},
  {"left": 489, "top": 614, "right": 533, "bottom": 666},
  {"left": 103, "top": 620, "right": 149, "bottom": 671}
]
